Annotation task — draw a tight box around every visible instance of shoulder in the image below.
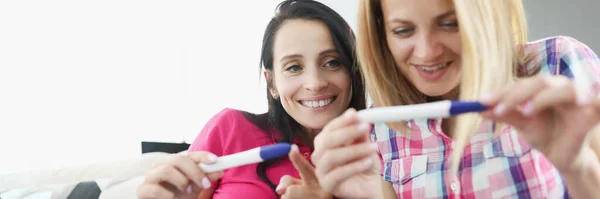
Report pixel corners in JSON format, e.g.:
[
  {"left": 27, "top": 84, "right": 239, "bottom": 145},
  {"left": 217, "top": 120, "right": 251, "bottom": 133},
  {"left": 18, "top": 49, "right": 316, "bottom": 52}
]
[
  {"left": 524, "top": 35, "right": 591, "bottom": 52},
  {"left": 524, "top": 36, "right": 598, "bottom": 72},
  {"left": 523, "top": 36, "right": 600, "bottom": 92},
  {"left": 189, "top": 108, "right": 267, "bottom": 153}
]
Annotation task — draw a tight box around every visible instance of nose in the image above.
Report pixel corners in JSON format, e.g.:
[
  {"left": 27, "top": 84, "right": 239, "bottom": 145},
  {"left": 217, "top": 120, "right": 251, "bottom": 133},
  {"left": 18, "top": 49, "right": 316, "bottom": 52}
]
[
  {"left": 303, "top": 67, "right": 328, "bottom": 93},
  {"left": 413, "top": 32, "right": 443, "bottom": 62}
]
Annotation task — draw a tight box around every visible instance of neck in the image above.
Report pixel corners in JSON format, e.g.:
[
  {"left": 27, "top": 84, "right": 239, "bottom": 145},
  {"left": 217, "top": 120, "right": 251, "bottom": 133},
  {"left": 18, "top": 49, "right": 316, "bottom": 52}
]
[
  {"left": 426, "top": 86, "right": 460, "bottom": 102},
  {"left": 297, "top": 127, "right": 320, "bottom": 149}
]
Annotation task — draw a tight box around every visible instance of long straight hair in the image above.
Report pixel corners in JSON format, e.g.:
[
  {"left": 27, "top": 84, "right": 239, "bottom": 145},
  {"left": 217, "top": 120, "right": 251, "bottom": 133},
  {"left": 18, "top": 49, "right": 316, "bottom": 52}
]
[
  {"left": 357, "top": 0, "right": 531, "bottom": 174},
  {"left": 245, "top": 0, "right": 365, "bottom": 197}
]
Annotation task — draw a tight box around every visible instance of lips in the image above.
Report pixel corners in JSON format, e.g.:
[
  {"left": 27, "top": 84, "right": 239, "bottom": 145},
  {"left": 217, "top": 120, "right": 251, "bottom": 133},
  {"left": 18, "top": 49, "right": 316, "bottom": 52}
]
[
  {"left": 298, "top": 96, "right": 336, "bottom": 108},
  {"left": 412, "top": 61, "right": 453, "bottom": 81},
  {"left": 416, "top": 62, "right": 451, "bottom": 72}
]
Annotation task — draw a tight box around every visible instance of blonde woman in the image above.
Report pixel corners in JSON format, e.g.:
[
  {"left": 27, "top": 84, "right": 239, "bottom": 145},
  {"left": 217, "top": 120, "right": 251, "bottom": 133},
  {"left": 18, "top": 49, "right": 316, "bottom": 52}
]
[{"left": 307, "top": 0, "right": 600, "bottom": 198}]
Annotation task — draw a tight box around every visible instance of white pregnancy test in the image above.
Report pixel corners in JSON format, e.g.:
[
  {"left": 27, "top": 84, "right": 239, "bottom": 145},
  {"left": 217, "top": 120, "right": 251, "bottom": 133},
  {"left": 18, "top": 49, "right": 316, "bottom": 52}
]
[
  {"left": 198, "top": 143, "right": 291, "bottom": 173},
  {"left": 357, "top": 100, "right": 489, "bottom": 123}
]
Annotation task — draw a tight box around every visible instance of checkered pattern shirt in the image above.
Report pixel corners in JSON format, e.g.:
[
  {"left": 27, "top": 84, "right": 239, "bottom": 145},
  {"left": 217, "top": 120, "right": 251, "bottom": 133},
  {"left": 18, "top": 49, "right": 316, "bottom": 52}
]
[{"left": 370, "top": 36, "right": 600, "bottom": 199}]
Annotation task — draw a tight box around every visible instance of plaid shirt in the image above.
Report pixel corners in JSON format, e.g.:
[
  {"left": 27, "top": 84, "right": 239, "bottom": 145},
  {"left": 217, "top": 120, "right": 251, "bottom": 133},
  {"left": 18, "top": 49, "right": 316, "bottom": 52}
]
[{"left": 370, "top": 36, "right": 600, "bottom": 199}]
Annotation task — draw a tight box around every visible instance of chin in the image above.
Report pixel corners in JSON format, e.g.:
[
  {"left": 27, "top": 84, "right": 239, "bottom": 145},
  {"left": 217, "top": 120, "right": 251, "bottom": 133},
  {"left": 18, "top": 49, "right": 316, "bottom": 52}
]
[
  {"left": 415, "top": 84, "right": 456, "bottom": 98},
  {"left": 299, "top": 120, "right": 328, "bottom": 131}
]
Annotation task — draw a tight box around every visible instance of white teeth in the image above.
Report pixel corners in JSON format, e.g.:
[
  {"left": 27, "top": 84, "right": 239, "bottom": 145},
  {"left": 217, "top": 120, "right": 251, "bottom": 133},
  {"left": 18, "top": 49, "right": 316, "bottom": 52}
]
[
  {"left": 420, "top": 63, "right": 448, "bottom": 72},
  {"left": 301, "top": 98, "right": 333, "bottom": 108}
]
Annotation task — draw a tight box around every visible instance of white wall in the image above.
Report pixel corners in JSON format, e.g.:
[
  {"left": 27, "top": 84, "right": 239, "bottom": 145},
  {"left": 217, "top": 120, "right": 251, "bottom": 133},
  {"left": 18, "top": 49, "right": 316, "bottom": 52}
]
[
  {"left": 0, "top": 0, "right": 281, "bottom": 174},
  {"left": 523, "top": 0, "right": 599, "bottom": 51},
  {"left": 0, "top": 0, "right": 597, "bottom": 175}
]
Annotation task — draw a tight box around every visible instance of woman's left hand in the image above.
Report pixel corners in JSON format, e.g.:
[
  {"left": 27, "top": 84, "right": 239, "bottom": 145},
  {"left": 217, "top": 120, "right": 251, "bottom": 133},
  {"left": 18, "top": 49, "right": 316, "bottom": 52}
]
[{"left": 479, "top": 75, "right": 600, "bottom": 174}]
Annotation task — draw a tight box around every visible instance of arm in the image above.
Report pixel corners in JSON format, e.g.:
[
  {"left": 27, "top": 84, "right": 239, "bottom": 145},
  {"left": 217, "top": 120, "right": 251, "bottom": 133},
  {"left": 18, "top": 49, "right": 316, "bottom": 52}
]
[
  {"left": 563, "top": 124, "right": 600, "bottom": 199},
  {"left": 381, "top": 180, "right": 397, "bottom": 199},
  {"left": 555, "top": 37, "right": 600, "bottom": 198},
  {"left": 561, "top": 146, "right": 600, "bottom": 199}
]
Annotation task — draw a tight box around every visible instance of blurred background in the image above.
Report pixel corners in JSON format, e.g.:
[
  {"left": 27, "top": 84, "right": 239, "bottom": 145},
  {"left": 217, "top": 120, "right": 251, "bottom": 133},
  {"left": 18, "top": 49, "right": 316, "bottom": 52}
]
[{"left": 0, "top": 0, "right": 597, "bottom": 175}]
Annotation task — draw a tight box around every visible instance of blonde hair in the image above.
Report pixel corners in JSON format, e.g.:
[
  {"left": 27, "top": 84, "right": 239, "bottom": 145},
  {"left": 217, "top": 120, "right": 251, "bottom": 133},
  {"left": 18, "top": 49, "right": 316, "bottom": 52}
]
[{"left": 357, "top": 0, "right": 530, "bottom": 174}]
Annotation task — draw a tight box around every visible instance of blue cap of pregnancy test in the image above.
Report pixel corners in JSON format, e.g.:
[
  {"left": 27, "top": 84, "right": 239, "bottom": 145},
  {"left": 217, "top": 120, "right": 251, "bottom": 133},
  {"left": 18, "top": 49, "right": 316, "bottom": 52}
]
[
  {"left": 449, "top": 101, "right": 489, "bottom": 115},
  {"left": 259, "top": 143, "right": 292, "bottom": 161}
]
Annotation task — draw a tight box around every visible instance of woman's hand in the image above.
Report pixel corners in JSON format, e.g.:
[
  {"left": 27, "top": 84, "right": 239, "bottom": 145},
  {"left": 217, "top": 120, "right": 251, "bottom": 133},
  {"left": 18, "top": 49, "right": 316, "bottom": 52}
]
[
  {"left": 276, "top": 145, "right": 332, "bottom": 199},
  {"left": 480, "top": 75, "right": 600, "bottom": 174},
  {"left": 137, "top": 152, "right": 223, "bottom": 199},
  {"left": 311, "top": 109, "right": 382, "bottom": 199}
]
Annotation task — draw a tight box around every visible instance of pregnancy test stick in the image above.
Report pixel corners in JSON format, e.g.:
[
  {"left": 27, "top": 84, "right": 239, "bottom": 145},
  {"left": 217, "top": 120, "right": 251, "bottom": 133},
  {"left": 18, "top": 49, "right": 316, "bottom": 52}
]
[
  {"left": 199, "top": 143, "right": 291, "bottom": 173},
  {"left": 357, "top": 100, "right": 489, "bottom": 123}
]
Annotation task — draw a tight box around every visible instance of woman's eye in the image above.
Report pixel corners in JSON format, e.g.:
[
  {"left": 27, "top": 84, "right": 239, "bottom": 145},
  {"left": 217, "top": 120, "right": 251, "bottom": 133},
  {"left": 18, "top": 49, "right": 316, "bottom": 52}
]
[
  {"left": 392, "top": 28, "right": 414, "bottom": 36},
  {"left": 440, "top": 21, "right": 458, "bottom": 29},
  {"left": 285, "top": 65, "right": 301, "bottom": 72},
  {"left": 325, "top": 60, "right": 342, "bottom": 68}
]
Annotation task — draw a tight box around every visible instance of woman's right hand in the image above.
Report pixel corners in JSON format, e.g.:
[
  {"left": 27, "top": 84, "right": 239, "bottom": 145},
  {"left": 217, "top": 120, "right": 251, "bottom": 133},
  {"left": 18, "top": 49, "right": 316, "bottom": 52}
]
[
  {"left": 137, "top": 151, "right": 224, "bottom": 199},
  {"left": 311, "top": 109, "right": 383, "bottom": 199}
]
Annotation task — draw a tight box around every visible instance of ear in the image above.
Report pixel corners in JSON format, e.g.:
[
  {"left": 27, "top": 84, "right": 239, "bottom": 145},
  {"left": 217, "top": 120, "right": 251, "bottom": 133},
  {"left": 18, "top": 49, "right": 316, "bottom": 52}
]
[{"left": 264, "top": 71, "right": 279, "bottom": 99}]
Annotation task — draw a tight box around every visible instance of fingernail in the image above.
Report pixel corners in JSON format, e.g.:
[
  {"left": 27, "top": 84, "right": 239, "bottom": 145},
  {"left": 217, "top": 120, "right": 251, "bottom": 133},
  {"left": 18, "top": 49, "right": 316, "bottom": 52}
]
[
  {"left": 186, "top": 185, "right": 193, "bottom": 194},
  {"left": 202, "top": 177, "right": 211, "bottom": 189},
  {"left": 207, "top": 154, "right": 218, "bottom": 163},
  {"left": 275, "top": 183, "right": 283, "bottom": 192},
  {"left": 479, "top": 93, "right": 493, "bottom": 103},
  {"left": 522, "top": 101, "right": 533, "bottom": 116},
  {"left": 494, "top": 103, "right": 506, "bottom": 116},
  {"left": 291, "top": 144, "right": 299, "bottom": 153},
  {"left": 357, "top": 122, "right": 370, "bottom": 132}
]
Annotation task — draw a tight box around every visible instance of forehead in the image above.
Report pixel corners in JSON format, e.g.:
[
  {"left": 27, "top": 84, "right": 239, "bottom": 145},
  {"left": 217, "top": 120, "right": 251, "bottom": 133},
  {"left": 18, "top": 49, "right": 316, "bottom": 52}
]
[
  {"left": 381, "top": 0, "right": 455, "bottom": 20},
  {"left": 272, "top": 19, "right": 335, "bottom": 60}
]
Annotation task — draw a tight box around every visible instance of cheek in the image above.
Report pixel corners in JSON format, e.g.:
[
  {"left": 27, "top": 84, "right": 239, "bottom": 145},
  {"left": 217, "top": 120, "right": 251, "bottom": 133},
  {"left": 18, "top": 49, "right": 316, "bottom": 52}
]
[
  {"left": 274, "top": 77, "right": 299, "bottom": 100},
  {"left": 332, "top": 72, "right": 353, "bottom": 101},
  {"left": 444, "top": 33, "right": 462, "bottom": 57},
  {"left": 386, "top": 36, "right": 412, "bottom": 67}
]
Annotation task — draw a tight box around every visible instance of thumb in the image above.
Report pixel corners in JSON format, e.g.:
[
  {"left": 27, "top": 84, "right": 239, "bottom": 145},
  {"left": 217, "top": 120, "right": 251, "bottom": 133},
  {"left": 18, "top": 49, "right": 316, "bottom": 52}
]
[{"left": 289, "top": 144, "right": 319, "bottom": 185}]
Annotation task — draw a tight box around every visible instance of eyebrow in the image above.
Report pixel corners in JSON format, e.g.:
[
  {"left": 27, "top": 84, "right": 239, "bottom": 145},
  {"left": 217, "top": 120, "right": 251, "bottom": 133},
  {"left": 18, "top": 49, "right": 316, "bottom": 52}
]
[
  {"left": 436, "top": 10, "right": 456, "bottom": 21},
  {"left": 387, "top": 10, "right": 456, "bottom": 24},
  {"left": 279, "top": 49, "right": 338, "bottom": 62}
]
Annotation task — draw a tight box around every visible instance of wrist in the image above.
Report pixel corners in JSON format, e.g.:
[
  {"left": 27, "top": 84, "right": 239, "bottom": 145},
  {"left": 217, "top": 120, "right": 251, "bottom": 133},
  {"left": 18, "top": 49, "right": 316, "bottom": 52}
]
[{"left": 560, "top": 146, "right": 599, "bottom": 178}]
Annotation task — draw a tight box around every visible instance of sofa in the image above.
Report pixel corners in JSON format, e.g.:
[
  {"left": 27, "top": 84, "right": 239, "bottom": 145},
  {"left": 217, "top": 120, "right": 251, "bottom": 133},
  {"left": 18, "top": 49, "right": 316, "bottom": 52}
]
[{"left": 0, "top": 152, "right": 173, "bottom": 199}]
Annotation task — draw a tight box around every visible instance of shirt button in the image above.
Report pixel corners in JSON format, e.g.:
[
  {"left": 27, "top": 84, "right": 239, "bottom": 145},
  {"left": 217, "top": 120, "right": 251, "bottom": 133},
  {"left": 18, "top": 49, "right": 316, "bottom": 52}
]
[{"left": 303, "top": 152, "right": 310, "bottom": 158}]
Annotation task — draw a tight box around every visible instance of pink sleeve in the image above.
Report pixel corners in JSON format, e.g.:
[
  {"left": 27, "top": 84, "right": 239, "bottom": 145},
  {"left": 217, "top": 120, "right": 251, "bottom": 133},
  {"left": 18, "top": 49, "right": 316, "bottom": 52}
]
[
  {"left": 188, "top": 108, "right": 238, "bottom": 155},
  {"left": 188, "top": 109, "right": 238, "bottom": 188}
]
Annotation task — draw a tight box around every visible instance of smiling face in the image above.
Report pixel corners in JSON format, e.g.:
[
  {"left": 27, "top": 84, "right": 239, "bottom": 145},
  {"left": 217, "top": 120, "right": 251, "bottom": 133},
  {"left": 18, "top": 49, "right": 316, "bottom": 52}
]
[
  {"left": 382, "top": 0, "right": 462, "bottom": 98},
  {"left": 268, "top": 19, "right": 352, "bottom": 132}
]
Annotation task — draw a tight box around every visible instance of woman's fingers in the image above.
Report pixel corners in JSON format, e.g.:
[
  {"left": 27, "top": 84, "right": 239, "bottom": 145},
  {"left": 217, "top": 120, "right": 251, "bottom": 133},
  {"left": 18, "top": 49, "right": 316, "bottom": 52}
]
[
  {"left": 281, "top": 185, "right": 331, "bottom": 199},
  {"left": 276, "top": 175, "right": 303, "bottom": 195},
  {"left": 319, "top": 156, "right": 374, "bottom": 193},
  {"left": 312, "top": 120, "right": 372, "bottom": 164},
  {"left": 163, "top": 154, "right": 209, "bottom": 189},
  {"left": 483, "top": 76, "right": 552, "bottom": 116},
  {"left": 315, "top": 142, "right": 378, "bottom": 176},
  {"left": 186, "top": 152, "right": 224, "bottom": 184},
  {"left": 319, "top": 109, "right": 359, "bottom": 135},
  {"left": 137, "top": 183, "right": 176, "bottom": 199},
  {"left": 289, "top": 145, "right": 319, "bottom": 185},
  {"left": 144, "top": 165, "right": 189, "bottom": 193},
  {"left": 527, "top": 80, "right": 578, "bottom": 115}
]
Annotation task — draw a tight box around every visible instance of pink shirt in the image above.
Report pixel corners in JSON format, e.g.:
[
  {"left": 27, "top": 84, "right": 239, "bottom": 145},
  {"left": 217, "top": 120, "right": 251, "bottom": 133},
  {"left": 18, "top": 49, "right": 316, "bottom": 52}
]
[{"left": 189, "top": 108, "right": 313, "bottom": 199}]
